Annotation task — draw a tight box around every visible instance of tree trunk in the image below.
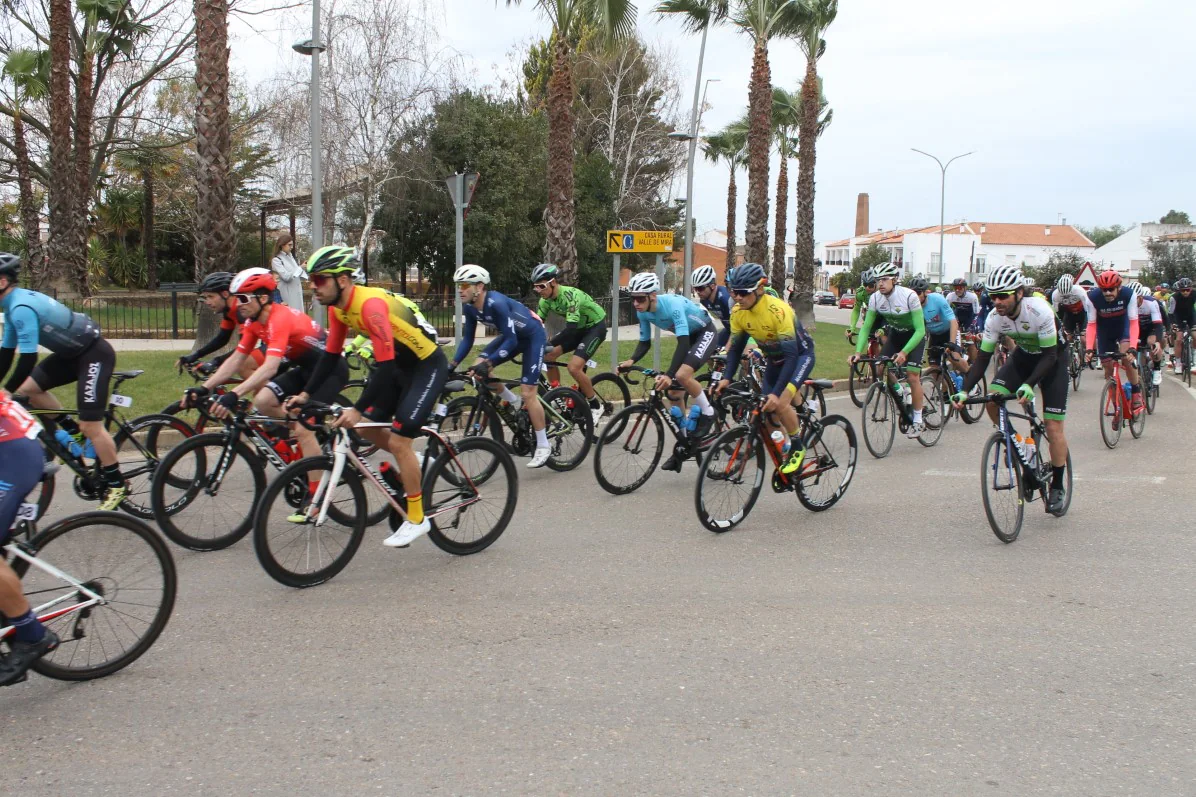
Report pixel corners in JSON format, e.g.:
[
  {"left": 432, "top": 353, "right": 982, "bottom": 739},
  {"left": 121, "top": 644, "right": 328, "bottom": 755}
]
[
  {"left": 143, "top": 163, "right": 158, "bottom": 290},
  {"left": 71, "top": 50, "right": 96, "bottom": 296},
  {"left": 743, "top": 40, "right": 771, "bottom": 265},
  {"left": 725, "top": 163, "right": 737, "bottom": 274},
  {"left": 193, "top": 0, "right": 236, "bottom": 343},
  {"left": 793, "top": 57, "right": 821, "bottom": 329},
  {"left": 47, "top": 0, "right": 77, "bottom": 294},
  {"left": 771, "top": 154, "right": 788, "bottom": 290},
  {"left": 544, "top": 34, "right": 579, "bottom": 282},
  {"left": 12, "top": 112, "right": 47, "bottom": 289}
]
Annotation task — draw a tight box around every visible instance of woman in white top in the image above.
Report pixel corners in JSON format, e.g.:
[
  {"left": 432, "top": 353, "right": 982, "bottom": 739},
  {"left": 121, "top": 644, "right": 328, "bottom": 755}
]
[{"left": 270, "top": 233, "right": 306, "bottom": 309}]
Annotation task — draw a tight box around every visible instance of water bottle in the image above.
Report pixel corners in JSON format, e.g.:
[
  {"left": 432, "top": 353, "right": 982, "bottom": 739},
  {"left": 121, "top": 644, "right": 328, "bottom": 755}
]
[
  {"left": 669, "top": 405, "right": 685, "bottom": 434},
  {"left": 378, "top": 461, "right": 405, "bottom": 498},
  {"left": 1122, "top": 381, "right": 1132, "bottom": 401},
  {"left": 901, "top": 382, "right": 912, "bottom": 407},
  {"left": 1012, "top": 433, "right": 1028, "bottom": 461},
  {"left": 686, "top": 405, "right": 702, "bottom": 433},
  {"left": 950, "top": 372, "right": 964, "bottom": 392},
  {"left": 770, "top": 430, "right": 791, "bottom": 458},
  {"left": 55, "top": 428, "right": 94, "bottom": 459},
  {"left": 1023, "top": 436, "right": 1038, "bottom": 469}
]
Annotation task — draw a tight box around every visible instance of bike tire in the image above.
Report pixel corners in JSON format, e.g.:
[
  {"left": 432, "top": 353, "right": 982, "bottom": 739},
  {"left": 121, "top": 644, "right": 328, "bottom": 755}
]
[
  {"left": 916, "top": 374, "right": 946, "bottom": 447},
  {"left": 861, "top": 381, "right": 896, "bottom": 459},
  {"left": 795, "top": 414, "right": 858, "bottom": 512},
  {"left": 848, "top": 361, "right": 872, "bottom": 408},
  {"left": 542, "top": 386, "right": 594, "bottom": 472},
  {"left": 424, "top": 436, "right": 518, "bottom": 556},
  {"left": 980, "top": 432, "right": 1024, "bottom": 544},
  {"left": 1098, "top": 380, "right": 1122, "bottom": 449},
  {"left": 593, "top": 404, "right": 664, "bottom": 495},
  {"left": 589, "top": 372, "right": 632, "bottom": 423},
  {"left": 428, "top": 394, "right": 505, "bottom": 465},
  {"left": 1129, "top": 387, "right": 1147, "bottom": 438},
  {"left": 694, "top": 424, "right": 766, "bottom": 533},
  {"left": 20, "top": 512, "right": 176, "bottom": 681},
  {"left": 112, "top": 413, "right": 197, "bottom": 519}
]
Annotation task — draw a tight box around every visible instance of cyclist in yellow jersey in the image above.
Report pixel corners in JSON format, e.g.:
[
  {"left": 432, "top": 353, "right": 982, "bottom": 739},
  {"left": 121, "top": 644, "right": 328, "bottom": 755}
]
[{"left": 286, "top": 246, "right": 449, "bottom": 549}]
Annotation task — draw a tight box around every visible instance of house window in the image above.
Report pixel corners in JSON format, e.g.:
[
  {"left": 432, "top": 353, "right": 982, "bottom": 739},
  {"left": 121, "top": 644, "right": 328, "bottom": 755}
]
[
  {"left": 929, "top": 252, "right": 941, "bottom": 277},
  {"left": 1024, "top": 255, "right": 1037, "bottom": 267},
  {"left": 974, "top": 255, "right": 987, "bottom": 274},
  {"left": 1005, "top": 254, "right": 1016, "bottom": 265}
]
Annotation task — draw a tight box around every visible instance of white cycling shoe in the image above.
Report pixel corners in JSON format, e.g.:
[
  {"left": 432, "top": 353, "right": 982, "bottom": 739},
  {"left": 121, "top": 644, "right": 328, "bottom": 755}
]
[
  {"left": 904, "top": 422, "right": 924, "bottom": 439},
  {"left": 384, "top": 518, "right": 430, "bottom": 548},
  {"left": 528, "top": 447, "right": 552, "bottom": 468}
]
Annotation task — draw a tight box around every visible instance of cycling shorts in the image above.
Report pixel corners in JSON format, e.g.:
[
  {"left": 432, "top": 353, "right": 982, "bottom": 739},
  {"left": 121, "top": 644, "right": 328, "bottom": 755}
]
[
  {"left": 682, "top": 321, "right": 718, "bottom": 372},
  {"left": 763, "top": 353, "right": 815, "bottom": 397},
  {"left": 1095, "top": 331, "right": 1130, "bottom": 362},
  {"left": 927, "top": 329, "right": 960, "bottom": 351},
  {"left": 552, "top": 321, "right": 607, "bottom": 362},
  {"left": 991, "top": 347, "right": 1068, "bottom": 421},
  {"left": 515, "top": 326, "right": 548, "bottom": 386},
  {"left": 363, "top": 348, "right": 450, "bottom": 438},
  {"left": 0, "top": 436, "right": 44, "bottom": 545},
  {"left": 1060, "top": 310, "right": 1087, "bottom": 339},
  {"left": 1173, "top": 310, "right": 1196, "bottom": 331},
  {"left": 30, "top": 337, "right": 116, "bottom": 422},
  {"left": 881, "top": 327, "right": 925, "bottom": 370},
  {"left": 267, "top": 356, "right": 348, "bottom": 406}
]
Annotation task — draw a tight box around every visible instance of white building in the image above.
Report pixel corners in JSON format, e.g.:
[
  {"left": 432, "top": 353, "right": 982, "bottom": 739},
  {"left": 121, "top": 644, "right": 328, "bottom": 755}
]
[{"left": 1091, "top": 223, "right": 1196, "bottom": 277}]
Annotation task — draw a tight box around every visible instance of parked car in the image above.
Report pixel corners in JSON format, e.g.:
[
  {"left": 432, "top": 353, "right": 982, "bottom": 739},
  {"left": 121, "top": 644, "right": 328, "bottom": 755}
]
[
  {"left": 837, "top": 294, "right": 856, "bottom": 309},
  {"left": 814, "top": 291, "right": 837, "bottom": 306}
]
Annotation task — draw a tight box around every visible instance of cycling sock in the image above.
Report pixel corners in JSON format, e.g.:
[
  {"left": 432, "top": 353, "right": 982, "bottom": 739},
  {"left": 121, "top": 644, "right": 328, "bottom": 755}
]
[
  {"left": 101, "top": 463, "right": 124, "bottom": 488},
  {"left": 535, "top": 428, "right": 549, "bottom": 448},
  {"left": 694, "top": 391, "right": 714, "bottom": 416},
  {"left": 10, "top": 609, "right": 45, "bottom": 643},
  {"left": 912, "top": 409, "right": 923, "bottom": 424},
  {"left": 406, "top": 492, "right": 424, "bottom": 525},
  {"left": 1051, "top": 465, "right": 1065, "bottom": 490},
  {"left": 499, "top": 387, "right": 519, "bottom": 405}
]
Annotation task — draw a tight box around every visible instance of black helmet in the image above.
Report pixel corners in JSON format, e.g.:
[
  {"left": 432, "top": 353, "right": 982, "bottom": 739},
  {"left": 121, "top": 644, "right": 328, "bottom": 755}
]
[
  {"left": 728, "top": 262, "right": 767, "bottom": 291},
  {"left": 952, "top": 277, "right": 966, "bottom": 287},
  {"left": 0, "top": 252, "right": 21, "bottom": 281},
  {"left": 1177, "top": 277, "right": 1193, "bottom": 290},
  {"left": 531, "top": 263, "right": 559, "bottom": 284},
  {"left": 908, "top": 276, "right": 929, "bottom": 292},
  {"left": 197, "top": 271, "right": 234, "bottom": 294}
]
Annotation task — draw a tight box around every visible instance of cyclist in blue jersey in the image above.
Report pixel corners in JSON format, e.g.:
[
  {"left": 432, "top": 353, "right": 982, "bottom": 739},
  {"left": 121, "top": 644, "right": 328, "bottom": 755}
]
[
  {"left": 1086, "top": 269, "right": 1143, "bottom": 415},
  {"left": 618, "top": 271, "right": 718, "bottom": 471},
  {"left": 0, "top": 254, "right": 127, "bottom": 510},
  {"left": 974, "top": 281, "right": 993, "bottom": 332},
  {"left": 910, "top": 277, "right": 967, "bottom": 382},
  {"left": 450, "top": 264, "right": 552, "bottom": 468},
  {"left": 690, "top": 264, "right": 732, "bottom": 349}
]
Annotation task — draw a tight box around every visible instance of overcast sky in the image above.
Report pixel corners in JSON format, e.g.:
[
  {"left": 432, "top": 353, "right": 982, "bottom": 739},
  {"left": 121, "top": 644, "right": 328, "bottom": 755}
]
[{"left": 231, "top": 0, "right": 1196, "bottom": 243}]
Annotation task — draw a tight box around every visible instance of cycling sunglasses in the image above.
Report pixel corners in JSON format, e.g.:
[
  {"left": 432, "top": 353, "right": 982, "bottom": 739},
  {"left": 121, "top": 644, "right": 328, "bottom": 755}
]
[
  {"left": 629, "top": 294, "right": 651, "bottom": 303},
  {"left": 988, "top": 291, "right": 1016, "bottom": 299},
  {"left": 232, "top": 293, "right": 257, "bottom": 304},
  {"left": 731, "top": 288, "right": 755, "bottom": 297},
  {"left": 532, "top": 281, "right": 553, "bottom": 291},
  {"left": 311, "top": 273, "right": 342, "bottom": 287}
]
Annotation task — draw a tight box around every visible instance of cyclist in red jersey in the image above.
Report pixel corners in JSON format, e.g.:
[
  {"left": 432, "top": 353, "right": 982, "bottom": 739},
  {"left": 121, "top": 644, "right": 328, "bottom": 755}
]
[
  {"left": 183, "top": 269, "right": 347, "bottom": 463},
  {"left": 0, "top": 389, "right": 59, "bottom": 684},
  {"left": 176, "top": 272, "right": 264, "bottom": 377}
]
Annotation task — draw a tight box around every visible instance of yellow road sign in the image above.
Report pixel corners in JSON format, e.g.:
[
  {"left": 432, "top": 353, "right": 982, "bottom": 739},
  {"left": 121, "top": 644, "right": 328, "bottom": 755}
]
[{"left": 606, "top": 230, "right": 674, "bottom": 254}]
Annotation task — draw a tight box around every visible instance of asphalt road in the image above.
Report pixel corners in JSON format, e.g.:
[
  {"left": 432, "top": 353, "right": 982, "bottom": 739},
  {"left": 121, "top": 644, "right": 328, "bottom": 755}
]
[{"left": 5, "top": 367, "right": 1195, "bottom": 795}]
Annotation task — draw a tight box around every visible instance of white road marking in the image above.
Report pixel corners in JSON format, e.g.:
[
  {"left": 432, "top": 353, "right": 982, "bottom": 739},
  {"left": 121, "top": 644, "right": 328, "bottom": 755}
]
[{"left": 921, "top": 468, "right": 1166, "bottom": 485}]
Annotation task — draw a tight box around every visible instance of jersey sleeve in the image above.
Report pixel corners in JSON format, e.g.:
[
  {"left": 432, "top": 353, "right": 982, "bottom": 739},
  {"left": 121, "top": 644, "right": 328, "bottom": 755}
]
[
  {"left": 235, "top": 321, "right": 262, "bottom": 354},
  {"left": 358, "top": 296, "right": 396, "bottom": 362},
  {"left": 979, "top": 312, "right": 1002, "bottom": 353},
  {"left": 262, "top": 309, "right": 297, "bottom": 359},
  {"left": 5, "top": 305, "right": 41, "bottom": 354},
  {"left": 220, "top": 307, "right": 238, "bottom": 332},
  {"left": 324, "top": 310, "right": 348, "bottom": 355},
  {"left": 638, "top": 313, "right": 652, "bottom": 342},
  {"left": 939, "top": 296, "right": 956, "bottom": 321}
]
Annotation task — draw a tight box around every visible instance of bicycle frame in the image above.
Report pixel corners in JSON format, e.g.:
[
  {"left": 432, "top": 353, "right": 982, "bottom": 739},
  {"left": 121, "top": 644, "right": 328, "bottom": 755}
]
[
  {"left": 856, "top": 357, "right": 918, "bottom": 426},
  {"left": 1100, "top": 353, "right": 1135, "bottom": 422}
]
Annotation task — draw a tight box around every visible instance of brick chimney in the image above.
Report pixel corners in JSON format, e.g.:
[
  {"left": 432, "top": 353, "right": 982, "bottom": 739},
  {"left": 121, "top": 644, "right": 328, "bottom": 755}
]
[{"left": 855, "top": 193, "right": 869, "bottom": 237}]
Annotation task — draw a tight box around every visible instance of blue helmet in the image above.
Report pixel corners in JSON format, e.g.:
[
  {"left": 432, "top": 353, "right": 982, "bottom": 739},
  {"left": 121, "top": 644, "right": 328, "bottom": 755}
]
[{"left": 728, "top": 262, "right": 767, "bottom": 292}]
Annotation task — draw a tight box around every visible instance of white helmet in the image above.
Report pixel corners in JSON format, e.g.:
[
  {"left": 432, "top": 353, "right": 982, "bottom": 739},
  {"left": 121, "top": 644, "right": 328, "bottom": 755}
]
[
  {"left": 1056, "top": 274, "right": 1074, "bottom": 294},
  {"left": 453, "top": 264, "right": 490, "bottom": 284},
  {"left": 1131, "top": 282, "right": 1151, "bottom": 299},
  {"left": 230, "top": 267, "right": 274, "bottom": 294},
  {"left": 1022, "top": 276, "right": 1036, "bottom": 287},
  {"left": 985, "top": 264, "right": 1024, "bottom": 293},
  {"left": 627, "top": 271, "right": 660, "bottom": 294},
  {"left": 691, "top": 264, "right": 716, "bottom": 288},
  {"left": 873, "top": 262, "right": 900, "bottom": 280}
]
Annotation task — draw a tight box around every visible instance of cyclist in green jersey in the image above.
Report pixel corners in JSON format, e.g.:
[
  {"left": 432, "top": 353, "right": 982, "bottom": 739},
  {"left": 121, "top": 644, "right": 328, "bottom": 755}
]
[
  {"left": 846, "top": 269, "right": 879, "bottom": 340},
  {"left": 531, "top": 264, "right": 608, "bottom": 425}
]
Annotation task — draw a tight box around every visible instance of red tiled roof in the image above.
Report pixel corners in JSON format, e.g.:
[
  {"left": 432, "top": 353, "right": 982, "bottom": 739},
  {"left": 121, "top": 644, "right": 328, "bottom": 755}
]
[{"left": 929, "top": 222, "right": 1095, "bottom": 247}]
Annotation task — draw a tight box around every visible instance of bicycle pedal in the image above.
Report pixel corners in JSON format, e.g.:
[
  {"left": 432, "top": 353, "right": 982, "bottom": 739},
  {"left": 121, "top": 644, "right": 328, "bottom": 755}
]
[{"left": 770, "top": 471, "right": 794, "bottom": 493}]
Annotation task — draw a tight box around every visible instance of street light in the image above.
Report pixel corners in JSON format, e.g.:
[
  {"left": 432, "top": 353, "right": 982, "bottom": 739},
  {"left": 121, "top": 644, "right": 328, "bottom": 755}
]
[
  {"left": 294, "top": 9, "right": 326, "bottom": 323},
  {"left": 669, "top": 78, "right": 718, "bottom": 296},
  {"left": 911, "top": 148, "right": 974, "bottom": 282}
]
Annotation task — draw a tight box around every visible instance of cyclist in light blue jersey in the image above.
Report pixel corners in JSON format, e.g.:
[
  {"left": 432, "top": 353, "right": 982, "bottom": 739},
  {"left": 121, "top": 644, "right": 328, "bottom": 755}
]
[
  {"left": 909, "top": 276, "right": 968, "bottom": 383},
  {"left": 0, "top": 253, "right": 127, "bottom": 510},
  {"left": 690, "top": 264, "right": 733, "bottom": 349}
]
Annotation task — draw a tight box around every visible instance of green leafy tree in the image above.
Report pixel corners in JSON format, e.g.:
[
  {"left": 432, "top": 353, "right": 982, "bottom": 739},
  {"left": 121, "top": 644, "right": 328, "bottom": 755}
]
[
  {"left": 1023, "top": 251, "right": 1088, "bottom": 295},
  {"left": 1160, "top": 210, "right": 1191, "bottom": 225},
  {"left": 829, "top": 243, "right": 888, "bottom": 294},
  {"left": 1076, "top": 223, "right": 1125, "bottom": 248},
  {"left": 1, "top": 48, "right": 50, "bottom": 286},
  {"left": 1140, "top": 241, "right": 1196, "bottom": 287}
]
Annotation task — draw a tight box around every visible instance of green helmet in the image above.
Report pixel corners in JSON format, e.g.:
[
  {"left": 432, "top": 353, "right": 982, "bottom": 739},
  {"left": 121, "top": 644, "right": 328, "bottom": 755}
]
[{"left": 306, "top": 245, "right": 358, "bottom": 275}]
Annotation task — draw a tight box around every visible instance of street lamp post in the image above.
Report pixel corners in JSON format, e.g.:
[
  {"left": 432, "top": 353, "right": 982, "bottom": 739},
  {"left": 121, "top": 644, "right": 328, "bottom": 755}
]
[
  {"left": 911, "top": 148, "right": 974, "bottom": 282},
  {"left": 669, "top": 78, "right": 718, "bottom": 297},
  {"left": 293, "top": 11, "right": 327, "bottom": 323}
]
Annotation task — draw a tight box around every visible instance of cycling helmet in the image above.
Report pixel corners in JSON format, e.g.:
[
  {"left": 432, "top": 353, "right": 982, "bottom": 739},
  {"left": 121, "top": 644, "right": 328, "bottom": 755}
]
[
  {"left": 971, "top": 280, "right": 984, "bottom": 292},
  {"left": 1132, "top": 282, "right": 1151, "bottom": 299},
  {"left": 873, "top": 262, "right": 900, "bottom": 280},
  {"left": 1160, "top": 283, "right": 1170, "bottom": 290},
  {"left": 1056, "top": 274, "right": 1074, "bottom": 294},
  {"left": 907, "top": 276, "right": 929, "bottom": 292},
  {"left": 1095, "top": 270, "right": 1122, "bottom": 290},
  {"left": 860, "top": 269, "right": 877, "bottom": 287},
  {"left": 728, "top": 262, "right": 767, "bottom": 291},
  {"left": 1176, "top": 277, "right": 1192, "bottom": 290},
  {"left": 985, "top": 264, "right": 1024, "bottom": 293},
  {"left": 627, "top": 271, "right": 660, "bottom": 295},
  {"left": 952, "top": 277, "right": 966, "bottom": 288},
  {"left": 306, "top": 245, "right": 358, "bottom": 275},
  {"left": 1022, "top": 276, "right": 1036, "bottom": 287},
  {"left": 0, "top": 252, "right": 21, "bottom": 281},
  {"left": 691, "top": 264, "right": 717, "bottom": 289},
  {"left": 231, "top": 267, "right": 277, "bottom": 295},
  {"left": 530, "top": 263, "right": 558, "bottom": 284},
  {"left": 453, "top": 264, "right": 490, "bottom": 284},
  {"left": 197, "top": 271, "right": 234, "bottom": 294}
]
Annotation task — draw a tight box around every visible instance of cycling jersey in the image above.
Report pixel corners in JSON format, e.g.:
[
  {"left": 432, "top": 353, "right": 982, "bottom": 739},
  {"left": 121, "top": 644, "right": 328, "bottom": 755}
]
[
  {"left": 635, "top": 294, "right": 711, "bottom": 339},
  {"left": 236, "top": 304, "right": 326, "bottom": 367},
  {"left": 537, "top": 285, "right": 605, "bottom": 330},
  {"left": 0, "top": 288, "right": 100, "bottom": 356},
  {"left": 723, "top": 294, "right": 813, "bottom": 396},
  {"left": 0, "top": 389, "right": 39, "bottom": 442},
  {"left": 219, "top": 301, "right": 242, "bottom": 332},
  {"left": 330, "top": 285, "right": 440, "bottom": 363},
  {"left": 1171, "top": 289, "right": 1196, "bottom": 326},
  {"left": 1051, "top": 287, "right": 1096, "bottom": 321},
  {"left": 856, "top": 286, "right": 926, "bottom": 355},
  {"left": 455, "top": 290, "right": 544, "bottom": 369},
  {"left": 1085, "top": 285, "right": 1138, "bottom": 353},
  {"left": 700, "top": 285, "right": 733, "bottom": 347},
  {"left": 979, "top": 295, "right": 1059, "bottom": 355},
  {"left": 977, "top": 290, "right": 994, "bottom": 330},
  {"left": 1137, "top": 297, "right": 1163, "bottom": 339},
  {"left": 0, "top": 392, "right": 42, "bottom": 545},
  {"left": 921, "top": 293, "right": 956, "bottom": 335},
  {"left": 849, "top": 286, "right": 871, "bottom": 329},
  {"left": 946, "top": 290, "right": 980, "bottom": 328}
]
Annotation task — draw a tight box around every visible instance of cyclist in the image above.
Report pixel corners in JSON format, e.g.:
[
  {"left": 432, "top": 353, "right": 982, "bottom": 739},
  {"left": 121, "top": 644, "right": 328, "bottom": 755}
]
[
  {"left": 450, "top": 264, "right": 552, "bottom": 469},
  {"left": 0, "top": 388, "right": 58, "bottom": 685},
  {"left": 845, "top": 268, "right": 878, "bottom": 342},
  {"left": 691, "top": 264, "right": 733, "bottom": 349},
  {"left": 911, "top": 276, "right": 967, "bottom": 383},
  {"left": 1131, "top": 282, "right": 1165, "bottom": 386},
  {"left": 184, "top": 268, "right": 347, "bottom": 475},
  {"left": 1051, "top": 274, "right": 1095, "bottom": 355},
  {"left": 176, "top": 271, "right": 264, "bottom": 378},
  {"left": 714, "top": 263, "right": 815, "bottom": 475},
  {"left": 1153, "top": 283, "right": 1170, "bottom": 305},
  {"left": 950, "top": 265, "right": 1071, "bottom": 514},
  {"left": 1169, "top": 277, "right": 1196, "bottom": 374},
  {"left": 946, "top": 277, "right": 980, "bottom": 333},
  {"left": 618, "top": 270, "right": 718, "bottom": 472},
  {"left": 975, "top": 280, "right": 994, "bottom": 331},
  {"left": 1086, "top": 270, "right": 1143, "bottom": 414},
  {"left": 0, "top": 253, "right": 126, "bottom": 510},
  {"left": 288, "top": 245, "right": 449, "bottom": 549},
  {"left": 531, "top": 262, "right": 608, "bottom": 425},
  {"left": 850, "top": 262, "right": 928, "bottom": 437}
]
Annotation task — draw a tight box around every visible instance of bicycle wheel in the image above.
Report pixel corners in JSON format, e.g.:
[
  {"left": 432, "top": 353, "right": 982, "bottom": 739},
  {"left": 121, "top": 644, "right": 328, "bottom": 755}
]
[
  {"left": 848, "top": 361, "right": 874, "bottom": 407},
  {"left": 795, "top": 414, "right": 858, "bottom": 512},
  {"left": 694, "top": 424, "right": 765, "bottom": 533},
  {"left": 1139, "top": 352, "right": 1157, "bottom": 415},
  {"left": 1185, "top": 339, "right": 1193, "bottom": 387},
  {"left": 960, "top": 375, "right": 987, "bottom": 425},
  {"left": 15, "top": 512, "right": 176, "bottom": 681},
  {"left": 589, "top": 372, "right": 631, "bottom": 427},
  {"left": 1070, "top": 345, "right": 1083, "bottom": 391},
  {"left": 1129, "top": 386, "right": 1147, "bottom": 438},
  {"left": 429, "top": 394, "right": 504, "bottom": 462},
  {"left": 979, "top": 432, "right": 1024, "bottom": 544},
  {"left": 252, "top": 457, "right": 367, "bottom": 588},
  {"left": 916, "top": 373, "right": 947, "bottom": 447},
  {"left": 161, "top": 400, "right": 210, "bottom": 435},
  {"left": 423, "top": 436, "right": 518, "bottom": 556},
  {"left": 112, "top": 413, "right": 197, "bottom": 519},
  {"left": 1098, "top": 380, "right": 1122, "bottom": 449},
  {"left": 593, "top": 404, "right": 664, "bottom": 495},
  {"left": 861, "top": 382, "right": 896, "bottom": 459},
  {"left": 542, "top": 386, "right": 594, "bottom": 471},
  {"left": 150, "top": 432, "right": 266, "bottom": 551}
]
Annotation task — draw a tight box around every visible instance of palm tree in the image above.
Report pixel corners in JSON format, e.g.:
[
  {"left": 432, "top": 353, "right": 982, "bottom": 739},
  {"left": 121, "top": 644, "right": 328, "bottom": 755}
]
[
  {"left": 769, "top": 86, "right": 799, "bottom": 289},
  {"left": 791, "top": 0, "right": 837, "bottom": 325},
  {"left": 701, "top": 125, "right": 746, "bottom": 274},
  {"left": 115, "top": 147, "right": 165, "bottom": 288},
  {"left": 47, "top": 0, "right": 78, "bottom": 292},
  {"left": 731, "top": 0, "right": 807, "bottom": 265},
  {"left": 506, "top": 1, "right": 638, "bottom": 285},
  {"left": 2, "top": 49, "right": 50, "bottom": 288},
  {"left": 193, "top": 0, "right": 235, "bottom": 285}
]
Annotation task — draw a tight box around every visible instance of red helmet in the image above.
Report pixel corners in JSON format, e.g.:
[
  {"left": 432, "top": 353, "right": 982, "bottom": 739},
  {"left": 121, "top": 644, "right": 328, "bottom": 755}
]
[
  {"left": 231, "top": 267, "right": 277, "bottom": 295},
  {"left": 1095, "top": 270, "right": 1122, "bottom": 290}
]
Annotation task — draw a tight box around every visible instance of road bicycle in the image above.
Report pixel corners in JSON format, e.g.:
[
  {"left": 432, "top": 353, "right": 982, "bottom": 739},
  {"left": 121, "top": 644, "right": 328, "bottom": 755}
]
[
  {"left": 1062, "top": 330, "right": 1086, "bottom": 391},
  {"left": 707, "top": 350, "right": 828, "bottom": 419},
  {"left": 537, "top": 356, "right": 631, "bottom": 422},
  {"left": 251, "top": 402, "right": 517, "bottom": 588},
  {"left": 591, "top": 366, "right": 754, "bottom": 495},
  {"left": 1095, "top": 350, "right": 1146, "bottom": 448},
  {"left": 1136, "top": 343, "right": 1162, "bottom": 415},
  {"left": 960, "top": 393, "right": 1072, "bottom": 543},
  {"left": 847, "top": 330, "right": 885, "bottom": 407},
  {"left": 694, "top": 394, "right": 858, "bottom": 533},
  {"left": 855, "top": 356, "right": 945, "bottom": 457},
  {"left": 1, "top": 484, "right": 176, "bottom": 683},
  {"left": 923, "top": 342, "right": 985, "bottom": 425},
  {"left": 1172, "top": 324, "right": 1194, "bottom": 387},
  {"left": 24, "top": 369, "right": 194, "bottom": 520}
]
